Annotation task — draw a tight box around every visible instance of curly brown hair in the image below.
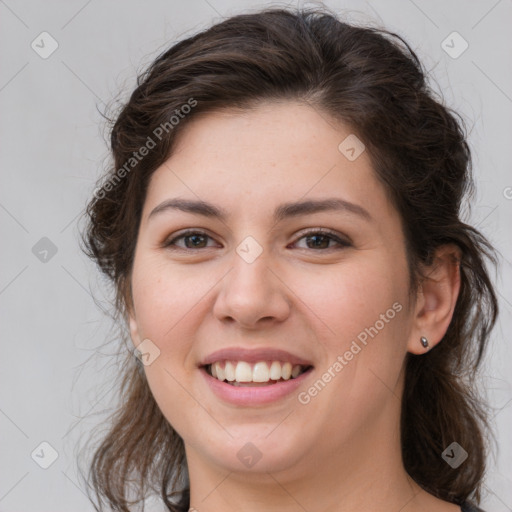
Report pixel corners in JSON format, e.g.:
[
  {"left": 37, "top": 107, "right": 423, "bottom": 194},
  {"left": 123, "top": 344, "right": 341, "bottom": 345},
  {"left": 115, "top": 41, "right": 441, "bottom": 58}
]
[{"left": 79, "top": 6, "right": 498, "bottom": 511}]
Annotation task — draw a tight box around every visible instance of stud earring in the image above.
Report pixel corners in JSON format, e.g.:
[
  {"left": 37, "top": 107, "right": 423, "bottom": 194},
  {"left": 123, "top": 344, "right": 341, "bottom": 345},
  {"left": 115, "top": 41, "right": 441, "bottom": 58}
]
[{"left": 420, "top": 336, "right": 429, "bottom": 349}]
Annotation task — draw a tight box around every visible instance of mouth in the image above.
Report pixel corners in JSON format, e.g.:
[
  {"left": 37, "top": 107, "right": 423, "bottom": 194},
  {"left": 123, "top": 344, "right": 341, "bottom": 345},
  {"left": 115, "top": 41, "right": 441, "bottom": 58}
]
[
  {"left": 203, "top": 360, "right": 314, "bottom": 387},
  {"left": 198, "top": 347, "right": 314, "bottom": 404}
]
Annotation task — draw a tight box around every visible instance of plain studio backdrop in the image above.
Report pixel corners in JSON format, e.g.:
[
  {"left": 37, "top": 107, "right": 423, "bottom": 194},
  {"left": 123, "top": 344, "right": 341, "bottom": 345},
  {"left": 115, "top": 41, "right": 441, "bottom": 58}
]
[{"left": 0, "top": 1, "right": 511, "bottom": 511}]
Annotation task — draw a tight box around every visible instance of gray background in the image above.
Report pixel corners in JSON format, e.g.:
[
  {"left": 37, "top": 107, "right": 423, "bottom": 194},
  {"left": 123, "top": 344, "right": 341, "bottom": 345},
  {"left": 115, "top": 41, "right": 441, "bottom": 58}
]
[{"left": 1, "top": 0, "right": 511, "bottom": 510}]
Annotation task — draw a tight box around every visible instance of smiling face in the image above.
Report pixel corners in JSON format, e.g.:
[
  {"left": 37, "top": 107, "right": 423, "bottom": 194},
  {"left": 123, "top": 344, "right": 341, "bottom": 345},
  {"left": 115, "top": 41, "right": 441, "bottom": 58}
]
[{"left": 128, "top": 101, "right": 418, "bottom": 480}]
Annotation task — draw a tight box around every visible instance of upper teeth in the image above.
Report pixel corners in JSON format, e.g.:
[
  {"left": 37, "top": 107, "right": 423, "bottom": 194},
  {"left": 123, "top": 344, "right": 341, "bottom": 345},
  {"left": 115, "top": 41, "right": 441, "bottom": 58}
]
[{"left": 209, "top": 361, "right": 306, "bottom": 383}]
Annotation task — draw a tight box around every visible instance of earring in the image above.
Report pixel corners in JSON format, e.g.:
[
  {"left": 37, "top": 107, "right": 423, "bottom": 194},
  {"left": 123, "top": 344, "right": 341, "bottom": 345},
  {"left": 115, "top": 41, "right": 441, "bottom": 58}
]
[{"left": 420, "top": 336, "right": 429, "bottom": 349}]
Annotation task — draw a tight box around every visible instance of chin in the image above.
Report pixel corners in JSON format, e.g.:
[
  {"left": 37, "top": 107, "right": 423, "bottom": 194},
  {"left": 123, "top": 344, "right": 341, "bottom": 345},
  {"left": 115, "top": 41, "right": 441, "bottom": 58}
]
[{"left": 204, "top": 430, "right": 308, "bottom": 475}]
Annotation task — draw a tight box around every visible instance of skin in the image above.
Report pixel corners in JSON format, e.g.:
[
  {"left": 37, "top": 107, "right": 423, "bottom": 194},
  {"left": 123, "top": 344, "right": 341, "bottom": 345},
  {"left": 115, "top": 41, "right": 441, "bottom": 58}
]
[{"left": 128, "top": 101, "right": 462, "bottom": 512}]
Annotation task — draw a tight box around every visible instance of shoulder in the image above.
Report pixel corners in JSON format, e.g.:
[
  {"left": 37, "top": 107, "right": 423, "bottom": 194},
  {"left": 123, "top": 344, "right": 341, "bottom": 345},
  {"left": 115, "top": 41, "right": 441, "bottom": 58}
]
[{"left": 460, "top": 501, "right": 486, "bottom": 512}]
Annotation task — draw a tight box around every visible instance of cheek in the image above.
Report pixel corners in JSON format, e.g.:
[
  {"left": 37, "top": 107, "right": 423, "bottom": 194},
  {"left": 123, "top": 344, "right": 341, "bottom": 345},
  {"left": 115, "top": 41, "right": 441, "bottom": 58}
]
[
  {"left": 295, "top": 261, "right": 407, "bottom": 344},
  {"left": 130, "top": 257, "right": 198, "bottom": 364},
  {"left": 292, "top": 268, "right": 409, "bottom": 436},
  {"left": 299, "top": 260, "right": 410, "bottom": 401},
  {"left": 130, "top": 259, "right": 209, "bottom": 437},
  {"left": 131, "top": 249, "right": 410, "bottom": 360}
]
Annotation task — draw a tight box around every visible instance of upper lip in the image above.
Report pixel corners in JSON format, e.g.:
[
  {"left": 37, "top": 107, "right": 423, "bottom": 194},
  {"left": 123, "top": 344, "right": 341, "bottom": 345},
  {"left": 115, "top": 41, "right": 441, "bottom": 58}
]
[{"left": 199, "top": 347, "right": 314, "bottom": 367}]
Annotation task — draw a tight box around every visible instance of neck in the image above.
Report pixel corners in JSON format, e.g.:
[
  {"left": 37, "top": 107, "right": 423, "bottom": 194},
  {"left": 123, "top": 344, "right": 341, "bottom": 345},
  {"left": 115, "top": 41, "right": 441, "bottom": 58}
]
[
  {"left": 188, "top": 454, "right": 420, "bottom": 512},
  {"left": 185, "top": 395, "right": 437, "bottom": 512}
]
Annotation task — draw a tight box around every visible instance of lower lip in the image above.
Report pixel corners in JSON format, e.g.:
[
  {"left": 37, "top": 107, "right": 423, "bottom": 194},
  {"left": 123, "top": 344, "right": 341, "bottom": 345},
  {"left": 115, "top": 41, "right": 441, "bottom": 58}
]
[{"left": 200, "top": 367, "right": 313, "bottom": 406}]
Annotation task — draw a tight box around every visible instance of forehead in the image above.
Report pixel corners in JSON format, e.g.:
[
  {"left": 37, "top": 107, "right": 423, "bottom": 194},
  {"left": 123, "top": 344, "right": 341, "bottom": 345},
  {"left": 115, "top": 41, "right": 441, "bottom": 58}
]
[{"left": 143, "top": 101, "right": 395, "bottom": 223}]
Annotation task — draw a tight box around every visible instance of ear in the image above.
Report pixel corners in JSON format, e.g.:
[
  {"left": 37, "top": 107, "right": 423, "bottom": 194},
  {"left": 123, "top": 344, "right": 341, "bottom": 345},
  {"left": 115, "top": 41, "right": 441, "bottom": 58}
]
[
  {"left": 129, "top": 312, "right": 142, "bottom": 349},
  {"left": 407, "top": 244, "right": 462, "bottom": 355},
  {"left": 123, "top": 280, "right": 141, "bottom": 348}
]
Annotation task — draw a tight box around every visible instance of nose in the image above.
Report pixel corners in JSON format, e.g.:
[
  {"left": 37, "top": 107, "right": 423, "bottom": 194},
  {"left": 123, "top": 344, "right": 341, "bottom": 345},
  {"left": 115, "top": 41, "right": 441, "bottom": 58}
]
[{"left": 212, "top": 249, "right": 291, "bottom": 329}]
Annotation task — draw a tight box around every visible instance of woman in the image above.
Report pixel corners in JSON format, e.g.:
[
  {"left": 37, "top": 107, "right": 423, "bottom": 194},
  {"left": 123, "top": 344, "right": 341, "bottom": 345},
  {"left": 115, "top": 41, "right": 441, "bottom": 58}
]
[{"left": 81, "top": 6, "right": 498, "bottom": 512}]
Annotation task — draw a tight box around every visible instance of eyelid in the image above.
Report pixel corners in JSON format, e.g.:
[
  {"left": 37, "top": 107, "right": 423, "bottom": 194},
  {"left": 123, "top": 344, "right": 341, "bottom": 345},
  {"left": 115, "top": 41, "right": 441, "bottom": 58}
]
[
  {"left": 162, "top": 227, "right": 352, "bottom": 251},
  {"left": 292, "top": 227, "right": 352, "bottom": 246},
  {"left": 162, "top": 229, "right": 219, "bottom": 249}
]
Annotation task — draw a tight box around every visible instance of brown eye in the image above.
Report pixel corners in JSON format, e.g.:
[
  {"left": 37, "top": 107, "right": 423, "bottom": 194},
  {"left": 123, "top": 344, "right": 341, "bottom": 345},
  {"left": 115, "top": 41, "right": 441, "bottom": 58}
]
[
  {"left": 304, "top": 234, "right": 333, "bottom": 249},
  {"left": 163, "top": 230, "right": 216, "bottom": 250},
  {"left": 292, "top": 229, "right": 351, "bottom": 251},
  {"left": 163, "top": 228, "right": 351, "bottom": 252}
]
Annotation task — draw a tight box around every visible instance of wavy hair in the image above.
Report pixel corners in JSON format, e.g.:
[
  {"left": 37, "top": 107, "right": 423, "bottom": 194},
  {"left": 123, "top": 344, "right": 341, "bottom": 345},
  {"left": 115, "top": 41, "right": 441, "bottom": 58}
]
[{"left": 80, "top": 6, "right": 498, "bottom": 511}]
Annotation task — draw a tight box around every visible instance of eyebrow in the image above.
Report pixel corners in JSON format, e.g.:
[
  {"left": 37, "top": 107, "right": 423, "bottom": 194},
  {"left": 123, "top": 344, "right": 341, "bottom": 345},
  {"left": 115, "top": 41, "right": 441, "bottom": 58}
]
[{"left": 148, "top": 197, "right": 372, "bottom": 223}]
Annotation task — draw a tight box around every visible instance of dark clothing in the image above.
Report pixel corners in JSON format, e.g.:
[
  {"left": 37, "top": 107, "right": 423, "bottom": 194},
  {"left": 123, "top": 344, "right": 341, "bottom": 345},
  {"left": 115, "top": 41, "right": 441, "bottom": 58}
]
[{"left": 461, "top": 501, "right": 485, "bottom": 512}]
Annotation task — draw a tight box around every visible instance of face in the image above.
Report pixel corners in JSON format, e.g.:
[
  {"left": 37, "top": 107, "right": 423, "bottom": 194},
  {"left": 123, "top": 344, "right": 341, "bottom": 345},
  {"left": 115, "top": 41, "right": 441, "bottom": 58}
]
[{"left": 128, "top": 101, "right": 416, "bottom": 478}]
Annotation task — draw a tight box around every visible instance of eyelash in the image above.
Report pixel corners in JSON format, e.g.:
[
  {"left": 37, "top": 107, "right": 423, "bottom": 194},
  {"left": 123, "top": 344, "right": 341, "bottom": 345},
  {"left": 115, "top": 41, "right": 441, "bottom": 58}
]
[{"left": 162, "top": 228, "right": 351, "bottom": 252}]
